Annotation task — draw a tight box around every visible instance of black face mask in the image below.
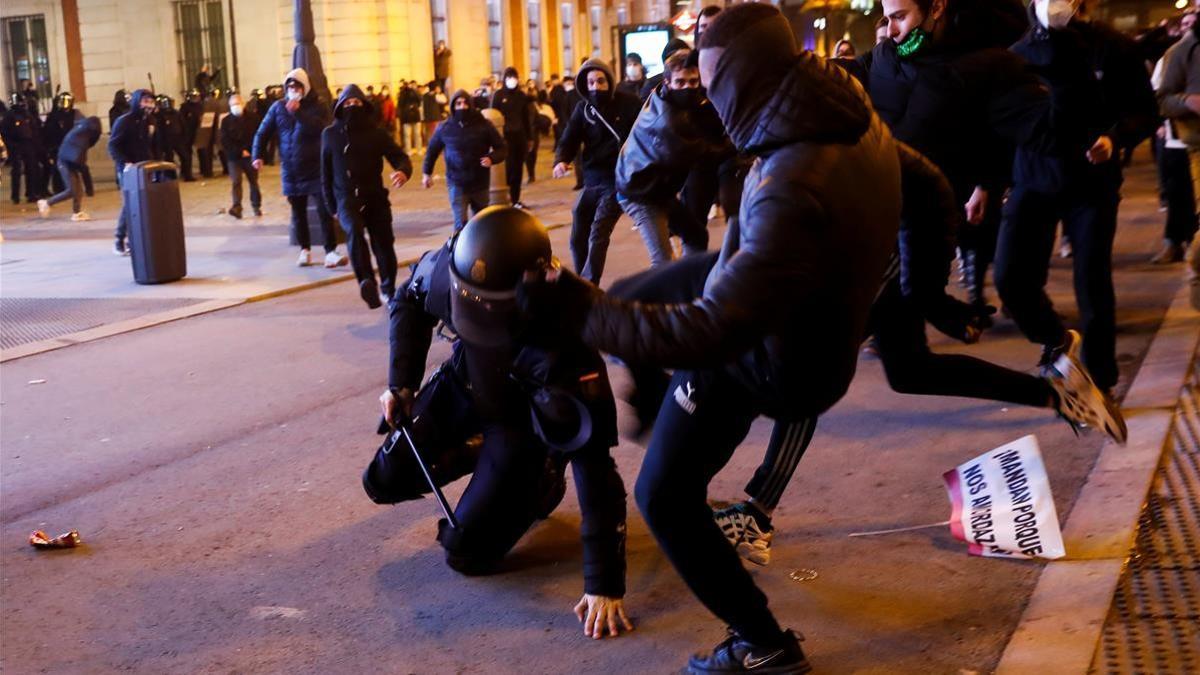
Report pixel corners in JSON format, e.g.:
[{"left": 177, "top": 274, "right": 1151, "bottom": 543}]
[
  {"left": 665, "top": 87, "right": 704, "bottom": 108},
  {"left": 452, "top": 108, "right": 469, "bottom": 122},
  {"left": 1193, "top": 18, "right": 1200, "bottom": 40},
  {"left": 587, "top": 89, "right": 610, "bottom": 107},
  {"left": 345, "top": 106, "right": 369, "bottom": 127}
]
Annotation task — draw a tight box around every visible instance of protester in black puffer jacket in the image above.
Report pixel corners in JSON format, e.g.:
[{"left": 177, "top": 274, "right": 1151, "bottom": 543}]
[
  {"left": 552, "top": 59, "right": 642, "bottom": 283},
  {"left": 321, "top": 84, "right": 413, "bottom": 309},
  {"left": 615, "top": 49, "right": 732, "bottom": 266},
  {"left": 521, "top": 7, "right": 901, "bottom": 670},
  {"left": 996, "top": 0, "right": 1157, "bottom": 393},
  {"left": 422, "top": 90, "right": 507, "bottom": 231}
]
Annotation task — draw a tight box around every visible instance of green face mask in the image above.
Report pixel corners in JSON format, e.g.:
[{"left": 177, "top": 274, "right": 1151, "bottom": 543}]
[{"left": 896, "top": 27, "right": 930, "bottom": 59}]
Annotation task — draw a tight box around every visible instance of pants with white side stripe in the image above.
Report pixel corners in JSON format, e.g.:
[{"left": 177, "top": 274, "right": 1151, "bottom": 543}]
[{"left": 742, "top": 417, "right": 817, "bottom": 511}]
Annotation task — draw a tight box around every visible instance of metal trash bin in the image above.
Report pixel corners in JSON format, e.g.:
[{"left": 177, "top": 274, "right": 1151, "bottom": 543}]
[{"left": 123, "top": 161, "right": 186, "bottom": 284}]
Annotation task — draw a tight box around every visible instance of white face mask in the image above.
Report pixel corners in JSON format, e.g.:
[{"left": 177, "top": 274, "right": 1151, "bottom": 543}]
[
  {"left": 1036, "top": 0, "right": 1076, "bottom": 29},
  {"left": 625, "top": 65, "right": 642, "bottom": 80},
  {"left": 230, "top": 105, "right": 243, "bottom": 116},
  {"left": 564, "top": 82, "right": 575, "bottom": 91},
  {"left": 505, "top": 77, "right": 519, "bottom": 89},
  {"left": 286, "top": 89, "right": 303, "bottom": 101}
]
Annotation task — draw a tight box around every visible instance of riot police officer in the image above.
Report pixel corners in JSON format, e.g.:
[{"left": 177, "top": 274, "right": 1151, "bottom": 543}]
[
  {"left": 154, "top": 94, "right": 195, "bottom": 181},
  {"left": 372, "top": 206, "right": 632, "bottom": 639}
]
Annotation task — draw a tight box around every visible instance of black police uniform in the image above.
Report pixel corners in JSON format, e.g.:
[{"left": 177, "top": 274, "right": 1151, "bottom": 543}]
[{"left": 379, "top": 210, "right": 627, "bottom": 597}]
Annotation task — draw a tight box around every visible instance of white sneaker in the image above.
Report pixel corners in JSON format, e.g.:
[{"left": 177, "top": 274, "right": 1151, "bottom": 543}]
[
  {"left": 297, "top": 249, "right": 312, "bottom": 267},
  {"left": 71, "top": 212, "right": 91, "bottom": 222},
  {"left": 37, "top": 199, "right": 50, "bottom": 218},
  {"left": 324, "top": 249, "right": 348, "bottom": 268},
  {"left": 1043, "top": 330, "right": 1127, "bottom": 444}
]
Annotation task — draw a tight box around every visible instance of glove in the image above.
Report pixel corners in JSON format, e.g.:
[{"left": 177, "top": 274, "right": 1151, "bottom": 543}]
[{"left": 516, "top": 265, "right": 600, "bottom": 346}]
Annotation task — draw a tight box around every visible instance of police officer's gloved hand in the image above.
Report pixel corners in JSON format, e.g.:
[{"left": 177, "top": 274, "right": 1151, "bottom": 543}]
[{"left": 517, "top": 266, "right": 601, "bottom": 346}]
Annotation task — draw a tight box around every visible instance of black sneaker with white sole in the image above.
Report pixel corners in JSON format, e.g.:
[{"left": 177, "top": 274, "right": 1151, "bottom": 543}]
[
  {"left": 687, "top": 629, "right": 811, "bottom": 674},
  {"left": 1041, "top": 330, "right": 1127, "bottom": 444}
]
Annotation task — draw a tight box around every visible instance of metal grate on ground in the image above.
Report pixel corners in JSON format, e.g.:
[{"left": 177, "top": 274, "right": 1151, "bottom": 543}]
[
  {"left": 0, "top": 297, "right": 205, "bottom": 350},
  {"left": 1090, "top": 355, "right": 1200, "bottom": 674}
]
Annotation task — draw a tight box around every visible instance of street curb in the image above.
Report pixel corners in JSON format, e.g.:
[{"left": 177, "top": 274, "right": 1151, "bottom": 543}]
[
  {"left": 0, "top": 222, "right": 567, "bottom": 362},
  {"left": 0, "top": 299, "right": 245, "bottom": 363},
  {"left": 995, "top": 281, "right": 1200, "bottom": 675}
]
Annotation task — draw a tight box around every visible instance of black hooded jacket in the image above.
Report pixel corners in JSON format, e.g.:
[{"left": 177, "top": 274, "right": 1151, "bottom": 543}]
[
  {"left": 422, "top": 90, "right": 507, "bottom": 189},
  {"left": 864, "top": 0, "right": 1055, "bottom": 198},
  {"left": 1010, "top": 11, "right": 1157, "bottom": 192},
  {"left": 579, "top": 37, "right": 903, "bottom": 420},
  {"left": 320, "top": 84, "right": 413, "bottom": 211},
  {"left": 57, "top": 117, "right": 102, "bottom": 166},
  {"left": 108, "top": 89, "right": 155, "bottom": 170},
  {"left": 554, "top": 60, "right": 642, "bottom": 187},
  {"left": 616, "top": 85, "right": 733, "bottom": 201}
]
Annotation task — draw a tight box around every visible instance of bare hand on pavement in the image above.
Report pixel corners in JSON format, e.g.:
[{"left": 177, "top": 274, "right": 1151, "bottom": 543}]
[{"left": 574, "top": 594, "right": 633, "bottom": 639}]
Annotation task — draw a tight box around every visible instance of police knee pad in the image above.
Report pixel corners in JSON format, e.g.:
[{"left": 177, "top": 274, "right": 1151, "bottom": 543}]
[{"left": 437, "top": 518, "right": 501, "bottom": 576}]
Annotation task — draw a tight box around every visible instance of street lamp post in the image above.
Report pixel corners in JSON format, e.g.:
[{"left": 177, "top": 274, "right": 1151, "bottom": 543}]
[{"left": 292, "top": 0, "right": 332, "bottom": 108}]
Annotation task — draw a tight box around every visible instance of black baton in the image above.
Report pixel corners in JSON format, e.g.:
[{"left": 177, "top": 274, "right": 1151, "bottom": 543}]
[{"left": 393, "top": 423, "right": 459, "bottom": 529}]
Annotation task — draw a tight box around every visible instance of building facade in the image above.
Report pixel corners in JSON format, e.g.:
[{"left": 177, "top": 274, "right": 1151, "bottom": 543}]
[{"left": 1, "top": 0, "right": 681, "bottom": 126}]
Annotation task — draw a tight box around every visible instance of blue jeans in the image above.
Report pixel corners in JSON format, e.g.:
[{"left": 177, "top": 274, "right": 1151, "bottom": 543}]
[
  {"left": 617, "top": 194, "right": 673, "bottom": 267},
  {"left": 448, "top": 183, "right": 489, "bottom": 232}
]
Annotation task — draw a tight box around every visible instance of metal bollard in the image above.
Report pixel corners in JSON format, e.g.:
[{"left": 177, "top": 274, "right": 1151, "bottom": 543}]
[{"left": 480, "top": 107, "right": 508, "bottom": 206}]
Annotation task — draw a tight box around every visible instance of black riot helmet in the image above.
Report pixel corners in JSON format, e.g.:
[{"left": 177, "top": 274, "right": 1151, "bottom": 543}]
[
  {"left": 448, "top": 206, "right": 553, "bottom": 347},
  {"left": 187, "top": 88, "right": 202, "bottom": 102},
  {"left": 155, "top": 94, "right": 174, "bottom": 110},
  {"left": 55, "top": 91, "right": 74, "bottom": 111}
]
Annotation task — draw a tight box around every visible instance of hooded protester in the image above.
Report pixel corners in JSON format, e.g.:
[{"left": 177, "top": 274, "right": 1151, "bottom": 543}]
[
  {"left": 42, "top": 91, "right": 82, "bottom": 194},
  {"left": 108, "top": 89, "right": 157, "bottom": 255},
  {"left": 154, "top": 94, "right": 195, "bottom": 182},
  {"left": 253, "top": 67, "right": 347, "bottom": 269},
  {"left": 692, "top": 0, "right": 1131, "bottom": 573},
  {"left": 37, "top": 116, "right": 101, "bottom": 221},
  {"left": 220, "top": 93, "right": 262, "bottom": 219},
  {"left": 491, "top": 67, "right": 536, "bottom": 209},
  {"left": 321, "top": 84, "right": 413, "bottom": 308},
  {"left": 998, "top": 0, "right": 1158, "bottom": 392},
  {"left": 422, "top": 89, "right": 508, "bottom": 231},
  {"left": 639, "top": 39, "right": 691, "bottom": 101},
  {"left": 1, "top": 94, "right": 46, "bottom": 205},
  {"left": 522, "top": 5, "right": 907, "bottom": 671},
  {"left": 552, "top": 59, "right": 642, "bottom": 284},
  {"left": 617, "top": 49, "right": 733, "bottom": 266},
  {"left": 377, "top": 206, "right": 630, "bottom": 639}
]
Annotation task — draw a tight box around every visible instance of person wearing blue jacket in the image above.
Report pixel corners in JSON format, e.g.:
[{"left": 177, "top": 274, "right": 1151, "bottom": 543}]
[
  {"left": 38, "top": 116, "right": 101, "bottom": 221},
  {"left": 252, "top": 68, "right": 346, "bottom": 269},
  {"left": 107, "top": 89, "right": 156, "bottom": 256},
  {"left": 421, "top": 90, "right": 507, "bottom": 231}
]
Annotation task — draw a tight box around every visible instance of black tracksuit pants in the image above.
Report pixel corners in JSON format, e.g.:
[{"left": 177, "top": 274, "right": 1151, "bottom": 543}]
[
  {"left": 162, "top": 142, "right": 195, "bottom": 180},
  {"left": 995, "top": 184, "right": 1120, "bottom": 389},
  {"left": 504, "top": 132, "right": 526, "bottom": 204},
  {"left": 337, "top": 195, "right": 397, "bottom": 296}
]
